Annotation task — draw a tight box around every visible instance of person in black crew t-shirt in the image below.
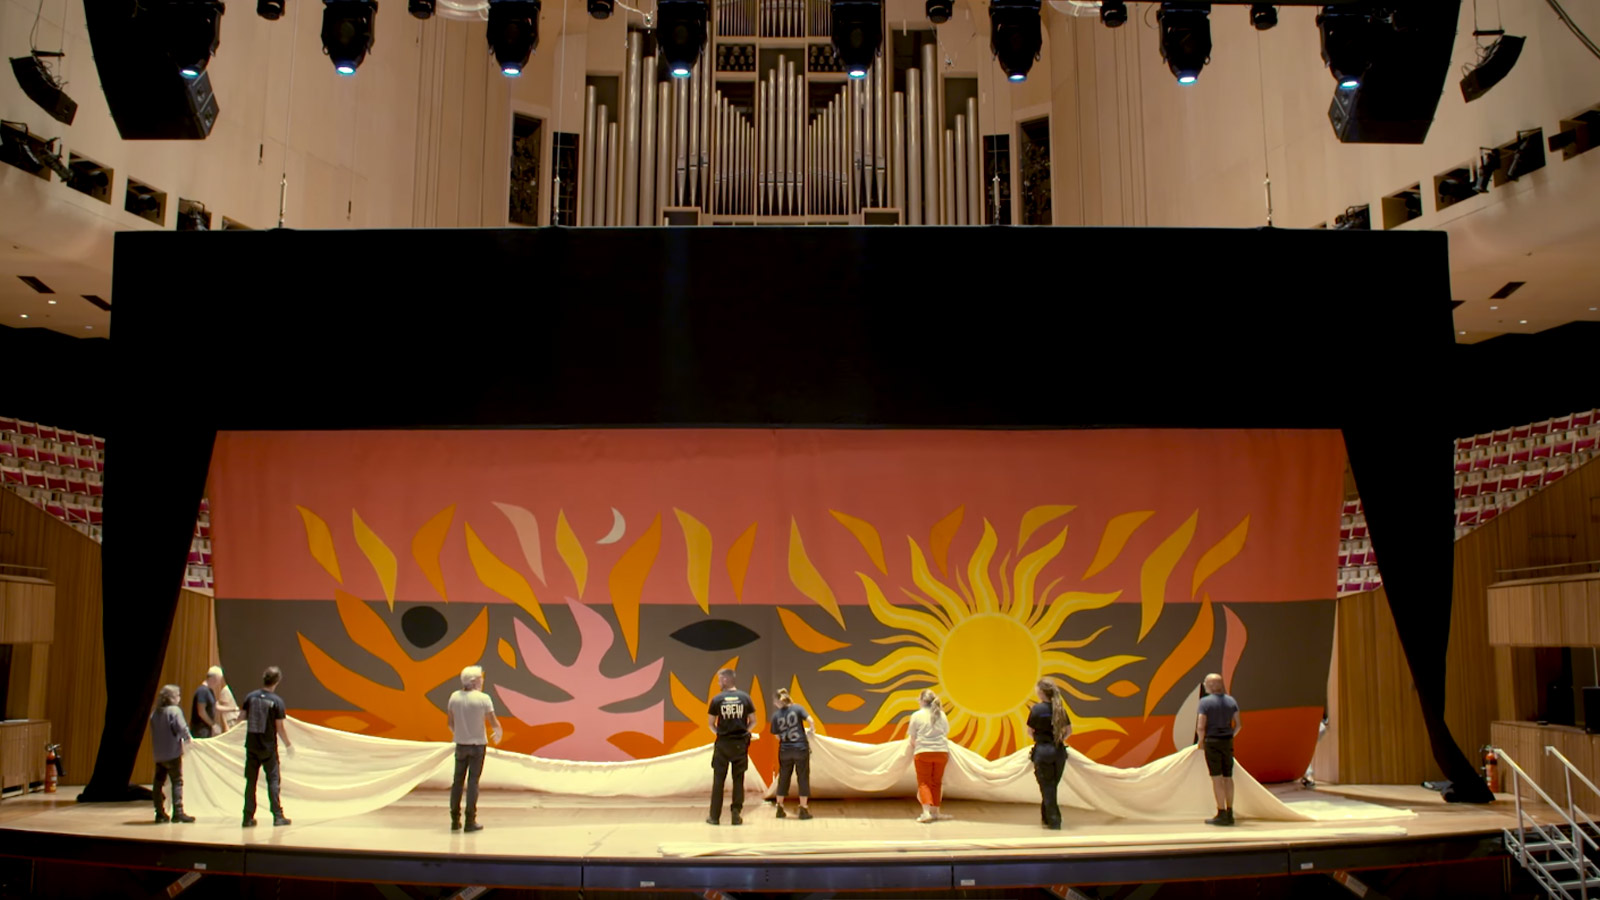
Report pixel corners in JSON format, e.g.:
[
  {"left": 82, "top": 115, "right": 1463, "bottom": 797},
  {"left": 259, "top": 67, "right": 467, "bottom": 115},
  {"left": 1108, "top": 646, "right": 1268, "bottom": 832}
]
[
  {"left": 768, "top": 687, "right": 814, "bottom": 820},
  {"left": 706, "top": 668, "right": 755, "bottom": 826},
  {"left": 1027, "top": 679, "right": 1073, "bottom": 830},
  {"left": 240, "top": 666, "right": 295, "bottom": 827},
  {"left": 1196, "top": 672, "right": 1241, "bottom": 827}
]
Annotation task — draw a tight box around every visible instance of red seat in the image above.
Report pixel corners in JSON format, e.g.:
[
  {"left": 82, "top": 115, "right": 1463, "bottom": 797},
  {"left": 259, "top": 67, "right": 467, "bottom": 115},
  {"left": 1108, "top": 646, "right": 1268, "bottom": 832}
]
[
  {"left": 36, "top": 426, "right": 55, "bottom": 442},
  {"left": 187, "top": 550, "right": 202, "bottom": 564},
  {"left": 92, "top": 436, "right": 105, "bottom": 451},
  {"left": 1458, "top": 510, "right": 1479, "bottom": 526},
  {"left": 87, "top": 482, "right": 104, "bottom": 497},
  {"left": 1470, "top": 454, "right": 1490, "bottom": 471},
  {"left": 1480, "top": 507, "right": 1500, "bottom": 523},
  {"left": 1532, "top": 420, "right": 1552, "bottom": 436},
  {"left": 1460, "top": 480, "right": 1480, "bottom": 497},
  {"left": 65, "top": 505, "right": 88, "bottom": 523},
  {"left": 45, "top": 502, "right": 66, "bottom": 519},
  {"left": 36, "top": 450, "right": 56, "bottom": 466},
  {"left": 1575, "top": 411, "right": 1595, "bottom": 428},
  {"left": 1555, "top": 438, "right": 1576, "bottom": 455},
  {"left": 18, "top": 421, "right": 38, "bottom": 437},
  {"left": 65, "top": 477, "right": 85, "bottom": 494},
  {"left": 1547, "top": 468, "right": 1568, "bottom": 483},
  {"left": 1456, "top": 437, "right": 1474, "bottom": 451},
  {"left": 75, "top": 433, "right": 94, "bottom": 447},
  {"left": 22, "top": 470, "right": 46, "bottom": 488},
  {"left": 1473, "top": 433, "right": 1492, "bottom": 448},
  {"left": 1577, "top": 436, "right": 1598, "bottom": 453},
  {"left": 1512, "top": 424, "right": 1531, "bottom": 440},
  {"left": 1481, "top": 476, "right": 1501, "bottom": 494},
  {"left": 1454, "top": 459, "right": 1472, "bottom": 473},
  {"left": 1, "top": 468, "right": 20, "bottom": 485},
  {"left": 1532, "top": 444, "right": 1552, "bottom": 460},
  {"left": 0, "top": 442, "right": 12, "bottom": 456},
  {"left": 88, "top": 508, "right": 103, "bottom": 525},
  {"left": 17, "top": 445, "right": 37, "bottom": 461},
  {"left": 1512, "top": 447, "right": 1532, "bottom": 463},
  {"left": 1491, "top": 451, "right": 1510, "bottom": 466},
  {"left": 44, "top": 475, "right": 67, "bottom": 491},
  {"left": 200, "top": 550, "right": 213, "bottom": 566},
  {"left": 1554, "top": 416, "right": 1573, "bottom": 432},
  {"left": 0, "top": 417, "right": 15, "bottom": 432},
  {"left": 196, "top": 521, "right": 210, "bottom": 538}
]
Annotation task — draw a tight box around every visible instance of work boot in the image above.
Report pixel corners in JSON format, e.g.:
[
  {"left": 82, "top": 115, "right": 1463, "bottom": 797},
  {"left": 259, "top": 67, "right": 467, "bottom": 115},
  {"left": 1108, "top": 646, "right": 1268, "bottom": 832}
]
[
  {"left": 775, "top": 805, "right": 787, "bottom": 818},
  {"left": 464, "top": 820, "right": 484, "bottom": 833},
  {"left": 798, "top": 808, "right": 813, "bottom": 820},
  {"left": 173, "top": 810, "right": 196, "bottom": 824},
  {"left": 273, "top": 816, "right": 292, "bottom": 827},
  {"left": 154, "top": 811, "right": 171, "bottom": 824}
]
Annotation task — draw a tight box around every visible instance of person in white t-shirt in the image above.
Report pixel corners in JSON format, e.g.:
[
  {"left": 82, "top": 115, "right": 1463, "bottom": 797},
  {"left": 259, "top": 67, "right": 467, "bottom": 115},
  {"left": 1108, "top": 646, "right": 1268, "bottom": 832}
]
[
  {"left": 446, "top": 665, "right": 502, "bottom": 833},
  {"left": 906, "top": 688, "right": 951, "bottom": 823}
]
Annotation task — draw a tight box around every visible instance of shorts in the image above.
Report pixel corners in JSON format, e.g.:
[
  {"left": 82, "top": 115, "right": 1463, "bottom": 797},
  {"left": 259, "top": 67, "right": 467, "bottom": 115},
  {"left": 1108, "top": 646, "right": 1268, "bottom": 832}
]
[{"left": 1203, "top": 738, "right": 1234, "bottom": 777}]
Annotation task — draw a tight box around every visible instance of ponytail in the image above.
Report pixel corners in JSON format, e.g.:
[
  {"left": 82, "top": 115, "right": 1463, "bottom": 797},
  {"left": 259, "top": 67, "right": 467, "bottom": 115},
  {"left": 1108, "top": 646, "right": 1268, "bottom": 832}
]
[
  {"left": 774, "top": 688, "right": 792, "bottom": 708},
  {"left": 1038, "top": 679, "right": 1071, "bottom": 745},
  {"left": 919, "top": 688, "right": 944, "bottom": 723}
]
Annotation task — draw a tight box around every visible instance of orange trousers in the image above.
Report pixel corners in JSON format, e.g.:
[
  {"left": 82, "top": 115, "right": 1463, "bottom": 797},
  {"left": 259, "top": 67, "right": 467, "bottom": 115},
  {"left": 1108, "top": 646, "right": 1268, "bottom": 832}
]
[{"left": 914, "top": 751, "right": 948, "bottom": 807}]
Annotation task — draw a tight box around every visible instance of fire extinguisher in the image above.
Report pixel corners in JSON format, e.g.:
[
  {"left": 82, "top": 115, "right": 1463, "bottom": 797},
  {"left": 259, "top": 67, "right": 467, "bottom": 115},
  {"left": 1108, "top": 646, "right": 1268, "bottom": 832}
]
[
  {"left": 1484, "top": 746, "right": 1499, "bottom": 794},
  {"left": 44, "top": 744, "right": 61, "bottom": 793}
]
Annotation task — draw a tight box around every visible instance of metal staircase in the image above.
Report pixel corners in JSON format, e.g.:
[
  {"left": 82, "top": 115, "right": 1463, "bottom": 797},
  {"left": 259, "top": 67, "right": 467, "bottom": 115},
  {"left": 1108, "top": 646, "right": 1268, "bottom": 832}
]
[{"left": 1499, "top": 746, "right": 1600, "bottom": 899}]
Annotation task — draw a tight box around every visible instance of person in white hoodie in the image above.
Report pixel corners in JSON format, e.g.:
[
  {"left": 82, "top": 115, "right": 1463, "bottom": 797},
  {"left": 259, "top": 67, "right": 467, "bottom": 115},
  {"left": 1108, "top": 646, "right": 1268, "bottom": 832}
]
[{"left": 907, "top": 688, "right": 951, "bottom": 823}]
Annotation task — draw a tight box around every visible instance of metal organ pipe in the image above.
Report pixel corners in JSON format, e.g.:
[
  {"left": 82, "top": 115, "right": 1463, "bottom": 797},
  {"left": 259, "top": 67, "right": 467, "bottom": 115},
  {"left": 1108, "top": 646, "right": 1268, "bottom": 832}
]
[
  {"left": 623, "top": 33, "right": 641, "bottom": 226},
  {"left": 640, "top": 57, "right": 657, "bottom": 226},
  {"left": 966, "top": 96, "right": 980, "bottom": 225},
  {"left": 891, "top": 91, "right": 904, "bottom": 219},
  {"left": 954, "top": 113, "right": 967, "bottom": 225},
  {"left": 582, "top": 86, "right": 597, "bottom": 226},
  {"left": 874, "top": 62, "right": 885, "bottom": 208},
  {"left": 920, "top": 44, "right": 939, "bottom": 224},
  {"left": 656, "top": 81, "right": 672, "bottom": 221},
  {"left": 674, "top": 79, "right": 688, "bottom": 206},
  {"left": 609, "top": 119, "right": 622, "bottom": 224},
  {"left": 905, "top": 76, "right": 921, "bottom": 224},
  {"left": 942, "top": 128, "right": 953, "bottom": 230}
]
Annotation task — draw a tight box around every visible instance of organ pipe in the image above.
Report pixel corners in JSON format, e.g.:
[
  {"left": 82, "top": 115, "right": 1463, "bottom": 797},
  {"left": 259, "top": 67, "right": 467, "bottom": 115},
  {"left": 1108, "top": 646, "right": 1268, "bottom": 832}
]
[
  {"left": 622, "top": 33, "right": 641, "bottom": 226},
  {"left": 921, "top": 44, "right": 939, "bottom": 224},
  {"left": 905, "top": 76, "right": 921, "bottom": 224},
  {"left": 954, "top": 114, "right": 967, "bottom": 225},
  {"left": 640, "top": 56, "right": 657, "bottom": 226},
  {"left": 582, "top": 86, "right": 597, "bottom": 226},
  {"left": 966, "top": 96, "right": 980, "bottom": 225}
]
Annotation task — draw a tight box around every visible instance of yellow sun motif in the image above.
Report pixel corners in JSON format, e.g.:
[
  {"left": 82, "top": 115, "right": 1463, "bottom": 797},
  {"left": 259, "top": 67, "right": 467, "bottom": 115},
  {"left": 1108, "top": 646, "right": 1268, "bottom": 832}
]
[{"left": 823, "top": 518, "right": 1142, "bottom": 758}]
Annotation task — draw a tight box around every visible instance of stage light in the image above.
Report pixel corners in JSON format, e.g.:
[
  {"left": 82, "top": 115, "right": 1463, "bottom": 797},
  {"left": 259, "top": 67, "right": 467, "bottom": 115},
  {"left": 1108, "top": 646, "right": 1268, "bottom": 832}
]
[
  {"left": 1460, "top": 32, "right": 1523, "bottom": 103},
  {"left": 487, "top": 0, "right": 540, "bottom": 76},
  {"left": 1249, "top": 3, "right": 1275, "bottom": 30},
  {"left": 1437, "top": 170, "right": 1478, "bottom": 204},
  {"left": 1157, "top": 3, "right": 1210, "bottom": 85},
  {"left": 1503, "top": 130, "right": 1542, "bottom": 181},
  {"left": 990, "top": 0, "right": 1042, "bottom": 83},
  {"left": 587, "top": 0, "right": 613, "bottom": 18},
  {"left": 1317, "top": 5, "right": 1376, "bottom": 91},
  {"left": 258, "top": 0, "right": 285, "bottom": 19},
  {"left": 1332, "top": 204, "right": 1369, "bottom": 230},
  {"left": 830, "top": 0, "right": 882, "bottom": 82},
  {"left": 10, "top": 53, "right": 77, "bottom": 125},
  {"left": 321, "top": 0, "right": 377, "bottom": 75},
  {"left": 925, "top": 0, "right": 950, "bottom": 25},
  {"left": 159, "top": 0, "right": 226, "bottom": 79},
  {"left": 1471, "top": 147, "right": 1499, "bottom": 193},
  {"left": 1099, "top": 0, "right": 1126, "bottom": 27},
  {"left": 657, "top": 0, "right": 708, "bottom": 78},
  {"left": 408, "top": 0, "right": 435, "bottom": 19}
]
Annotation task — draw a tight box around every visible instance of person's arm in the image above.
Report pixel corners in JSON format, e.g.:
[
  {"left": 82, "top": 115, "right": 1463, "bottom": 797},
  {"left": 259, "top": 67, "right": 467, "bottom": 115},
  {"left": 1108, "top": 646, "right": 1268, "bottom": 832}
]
[
  {"left": 485, "top": 704, "right": 503, "bottom": 744},
  {"left": 1194, "top": 712, "right": 1206, "bottom": 745},
  {"left": 275, "top": 704, "right": 293, "bottom": 750},
  {"left": 174, "top": 711, "right": 191, "bottom": 749},
  {"left": 1231, "top": 711, "right": 1241, "bottom": 738},
  {"left": 196, "top": 692, "right": 215, "bottom": 729}
]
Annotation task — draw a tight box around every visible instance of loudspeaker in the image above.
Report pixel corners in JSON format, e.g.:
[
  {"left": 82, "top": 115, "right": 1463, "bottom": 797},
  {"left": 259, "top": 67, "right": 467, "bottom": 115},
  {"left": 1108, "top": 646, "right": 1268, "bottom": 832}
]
[
  {"left": 9, "top": 56, "right": 77, "bottom": 125},
  {"left": 1584, "top": 687, "right": 1600, "bottom": 734},
  {"left": 1460, "top": 34, "right": 1524, "bottom": 103},
  {"left": 1328, "top": 2, "right": 1460, "bottom": 145},
  {"left": 82, "top": 0, "right": 220, "bottom": 140},
  {"left": 1547, "top": 682, "right": 1575, "bottom": 727}
]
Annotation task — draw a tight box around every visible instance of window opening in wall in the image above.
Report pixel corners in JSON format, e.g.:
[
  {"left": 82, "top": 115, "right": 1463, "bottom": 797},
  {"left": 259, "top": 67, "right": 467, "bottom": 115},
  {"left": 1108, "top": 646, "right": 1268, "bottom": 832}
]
[
  {"left": 982, "top": 134, "right": 1011, "bottom": 225},
  {"left": 551, "top": 131, "right": 579, "bottom": 226},
  {"left": 66, "top": 154, "right": 112, "bottom": 203},
  {"left": 1380, "top": 183, "right": 1422, "bottom": 229},
  {"left": 510, "top": 113, "right": 543, "bottom": 227},
  {"left": 125, "top": 178, "right": 166, "bottom": 224},
  {"left": 1549, "top": 107, "right": 1600, "bottom": 161},
  {"left": 1434, "top": 164, "right": 1477, "bottom": 211},
  {"left": 177, "top": 198, "right": 211, "bottom": 231},
  {"left": 1018, "top": 116, "right": 1050, "bottom": 225}
]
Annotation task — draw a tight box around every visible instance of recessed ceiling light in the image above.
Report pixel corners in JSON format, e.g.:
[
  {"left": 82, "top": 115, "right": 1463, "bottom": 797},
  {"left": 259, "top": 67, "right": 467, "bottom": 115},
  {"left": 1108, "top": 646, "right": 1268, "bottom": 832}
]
[
  {"left": 1519, "top": 319, "right": 1528, "bottom": 324},
  {"left": 47, "top": 299, "right": 56, "bottom": 305},
  {"left": 19, "top": 314, "right": 28, "bottom": 319},
  {"left": 1591, "top": 307, "right": 1598, "bottom": 311},
  {"left": 84, "top": 325, "right": 93, "bottom": 330},
  {"left": 1489, "top": 305, "right": 1499, "bottom": 310},
  {"left": 1458, "top": 330, "right": 1467, "bottom": 335}
]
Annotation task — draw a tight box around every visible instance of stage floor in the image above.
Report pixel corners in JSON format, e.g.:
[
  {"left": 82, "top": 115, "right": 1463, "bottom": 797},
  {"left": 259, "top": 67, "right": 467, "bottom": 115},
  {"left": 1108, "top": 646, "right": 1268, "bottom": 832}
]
[{"left": 0, "top": 784, "right": 1534, "bottom": 891}]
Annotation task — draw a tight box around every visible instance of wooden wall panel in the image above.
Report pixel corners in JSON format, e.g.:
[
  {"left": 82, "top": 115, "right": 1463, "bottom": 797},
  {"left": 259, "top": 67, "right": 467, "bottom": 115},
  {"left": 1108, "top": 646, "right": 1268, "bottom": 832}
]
[
  {"left": 1334, "top": 589, "right": 1441, "bottom": 784},
  {"left": 0, "top": 720, "right": 50, "bottom": 794},
  {"left": 1491, "top": 721, "right": 1600, "bottom": 817},
  {"left": 1, "top": 490, "right": 218, "bottom": 785},
  {"left": 1487, "top": 575, "right": 1600, "bottom": 646},
  {"left": 0, "top": 577, "right": 54, "bottom": 643}
]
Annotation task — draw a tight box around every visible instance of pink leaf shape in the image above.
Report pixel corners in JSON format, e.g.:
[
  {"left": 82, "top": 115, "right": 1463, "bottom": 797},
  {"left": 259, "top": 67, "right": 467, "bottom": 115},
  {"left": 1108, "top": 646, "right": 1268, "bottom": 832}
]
[{"left": 1220, "top": 605, "right": 1247, "bottom": 693}]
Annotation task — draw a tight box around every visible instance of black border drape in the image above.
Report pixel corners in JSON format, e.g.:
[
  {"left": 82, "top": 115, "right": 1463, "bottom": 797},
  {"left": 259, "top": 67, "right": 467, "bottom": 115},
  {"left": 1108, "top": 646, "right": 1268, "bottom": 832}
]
[{"left": 77, "top": 225, "right": 1491, "bottom": 803}]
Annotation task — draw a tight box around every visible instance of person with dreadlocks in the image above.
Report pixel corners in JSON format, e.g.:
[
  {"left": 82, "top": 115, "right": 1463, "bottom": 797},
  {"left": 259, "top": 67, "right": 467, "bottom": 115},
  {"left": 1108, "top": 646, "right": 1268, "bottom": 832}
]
[{"left": 1028, "top": 678, "right": 1074, "bottom": 830}]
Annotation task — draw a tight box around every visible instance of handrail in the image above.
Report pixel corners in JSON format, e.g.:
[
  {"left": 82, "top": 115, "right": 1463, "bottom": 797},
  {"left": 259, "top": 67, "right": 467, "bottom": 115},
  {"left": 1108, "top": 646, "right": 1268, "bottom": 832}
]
[
  {"left": 1498, "top": 747, "right": 1594, "bottom": 900},
  {"left": 1547, "top": 746, "right": 1600, "bottom": 853}
]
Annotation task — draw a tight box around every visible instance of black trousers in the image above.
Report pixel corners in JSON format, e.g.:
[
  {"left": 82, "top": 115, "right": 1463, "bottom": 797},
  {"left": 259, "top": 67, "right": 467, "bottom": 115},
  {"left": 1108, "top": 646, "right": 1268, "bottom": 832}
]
[
  {"left": 1032, "top": 742, "right": 1067, "bottom": 828},
  {"left": 153, "top": 757, "right": 184, "bottom": 813},
  {"left": 709, "top": 736, "right": 750, "bottom": 819},
  {"left": 450, "top": 744, "right": 487, "bottom": 821},
  {"left": 242, "top": 745, "right": 283, "bottom": 820},
  {"left": 776, "top": 749, "right": 811, "bottom": 798}
]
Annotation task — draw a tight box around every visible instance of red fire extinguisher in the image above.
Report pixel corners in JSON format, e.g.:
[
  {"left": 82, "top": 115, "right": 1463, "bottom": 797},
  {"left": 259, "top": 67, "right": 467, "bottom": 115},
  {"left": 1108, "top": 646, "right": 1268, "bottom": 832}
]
[
  {"left": 1484, "top": 746, "right": 1499, "bottom": 794},
  {"left": 44, "top": 744, "right": 60, "bottom": 793}
]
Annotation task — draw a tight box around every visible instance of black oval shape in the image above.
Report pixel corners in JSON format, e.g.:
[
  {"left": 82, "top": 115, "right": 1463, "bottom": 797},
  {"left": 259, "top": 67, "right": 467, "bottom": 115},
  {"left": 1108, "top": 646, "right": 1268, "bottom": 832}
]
[
  {"left": 669, "top": 619, "right": 760, "bottom": 652},
  {"left": 401, "top": 605, "right": 449, "bottom": 648}
]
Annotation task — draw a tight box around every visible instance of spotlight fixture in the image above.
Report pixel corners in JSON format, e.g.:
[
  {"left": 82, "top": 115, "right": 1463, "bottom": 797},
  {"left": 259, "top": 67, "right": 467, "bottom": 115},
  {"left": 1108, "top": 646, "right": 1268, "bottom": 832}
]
[
  {"left": 10, "top": 53, "right": 76, "bottom": 125},
  {"left": 321, "top": 0, "right": 378, "bottom": 75},
  {"left": 408, "top": 0, "right": 434, "bottom": 19},
  {"left": 67, "top": 158, "right": 109, "bottom": 194},
  {"left": 1436, "top": 169, "right": 1478, "bottom": 204},
  {"left": 1157, "top": 3, "right": 1210, "bottom": 85},
  {"left": 159, "top": 0, "right": 226, "bottom": 79},
  {"left": 1248, "top": 3, "right": 1275, "bottom": 30},
  {"left": 990, "top": 0, "right": 1042, "bottom": 82},
  {"left": 1099, "top": 0, "right": 1125, "bottom": 27},
  {"left": 925, "top": 0, "right": 950, "bottom": 25},
  {"left": 1471, "top": 147, "right": 1499, "bottom": 193},
  {"left": 177, "top": 200, "right": 210, "bottom": 231},
  {"left": 487, "top": 0, "right": 540, "bottom": 75},
  {"left": 1460, "top": 32, "right": 1524, "bottom": 103},
  {"left": 1503, "top": 130, "right": 1543, "bottom": 181},
  {"left": 587, "top": 0, "right": 613, "bottom": 18},
  {"left": 1331, "top": 204, "right": 1370, "bottom": 230},
  {"left": 830, "top": 0, "right": 882, "bottom": 80},
  {"left": 1317, "top": 5, "right": 1376, "bottom": 91},
  {"left": 657, "top": 0, "right": 708, "bottom": 78},
  {"left": 0, "top": 123, "right": 73, "bottom": 180},
  {"left": 258, "top": 0, "right": 285, "bottom": 20}
]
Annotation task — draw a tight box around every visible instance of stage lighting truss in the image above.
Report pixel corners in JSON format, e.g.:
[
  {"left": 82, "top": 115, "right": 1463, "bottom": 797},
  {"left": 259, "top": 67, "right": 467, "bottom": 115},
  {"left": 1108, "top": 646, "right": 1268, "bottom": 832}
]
[
  {"left": 321, "top": 0, "right": 378, "bottom": 75},
  {"left": 487, "top": 0, "right": 541, "bottom": 75},
  {"left": 990, "top": 0, "right": 1043, "bottom": 82},
  {"left": 830, "top": 0, "right": 882, "bottom": 79},
  {"left": 1157, "top": 2, "right": 1211, "bottom": 85},
  {"left": 926, "top": 0, "right": 951, "bottom": 25},
  {"left": 657, "top": 0, "right": 708, "bottom": 78},
  {"left": 159, "top": 0, "right": 226, "bottom": 79}
]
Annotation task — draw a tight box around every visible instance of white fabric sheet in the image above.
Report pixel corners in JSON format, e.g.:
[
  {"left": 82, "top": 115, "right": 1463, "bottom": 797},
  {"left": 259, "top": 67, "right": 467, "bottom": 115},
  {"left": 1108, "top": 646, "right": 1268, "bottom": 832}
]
[{"left": 181, "top": 720, "right": 1413, "bottom": 829}]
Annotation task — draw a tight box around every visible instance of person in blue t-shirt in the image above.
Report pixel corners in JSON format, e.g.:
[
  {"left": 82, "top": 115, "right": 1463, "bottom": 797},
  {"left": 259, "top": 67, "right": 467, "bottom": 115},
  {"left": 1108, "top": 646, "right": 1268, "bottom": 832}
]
[
  {"left": 705, "top": 668, "right": 755, "bottom": 825},
  {"left": 1195, "top": 672, "right": 1241, "bottom": 826},
  {"left": 768, "top": 687, "right": 814, "bottom": 820}
]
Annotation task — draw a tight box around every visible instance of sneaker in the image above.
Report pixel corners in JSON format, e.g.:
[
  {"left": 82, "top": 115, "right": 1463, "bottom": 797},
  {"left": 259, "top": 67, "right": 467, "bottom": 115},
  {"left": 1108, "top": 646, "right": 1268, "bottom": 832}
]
[
  {"left": 464, "top": 822, "right": 484, "bottom": 833},
  {"left": 154, "top": 812, "right": 170, "bottom": 824},
  {"left": 173, "top": 812, "right": 196, "bottom": 824},
  {"left": 242, "top": 818, "right": 257, "bottom": 827},
  {"left": 798, "top": 808, "right": 813, "bottom": 820},
  {"left": 1045, "top": 822, "right": 1062, "bottom": 831},
  {"left": 916, "top": 812, "right": 933, "bottom": 823},
  {"left": 705, "top": 816, "right": 719, "bottom": 826},
  {"left": 1225, "top": 809, "right": 1236, "bottom": 826},
  {"left": 775, "top": 806, "right": 787, "bottom": 819},
  {"left": 1204, "top": 812, "right": 1230, "bottom": 826},
  {"left": 273, "top": 816, "right": 292, "bottom": 827},
  {"left": 451, "top": 820, "right": 462, "bottom": 832},
  {"left": 730, "top": 813, "right": 743, "bottom": 826}
]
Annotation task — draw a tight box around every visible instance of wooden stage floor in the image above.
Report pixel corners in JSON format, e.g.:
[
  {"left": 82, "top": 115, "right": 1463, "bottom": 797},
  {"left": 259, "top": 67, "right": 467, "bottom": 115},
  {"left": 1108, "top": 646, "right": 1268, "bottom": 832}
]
[{"left": 0, "top": 784, "right": 1535, "bottom": 892}]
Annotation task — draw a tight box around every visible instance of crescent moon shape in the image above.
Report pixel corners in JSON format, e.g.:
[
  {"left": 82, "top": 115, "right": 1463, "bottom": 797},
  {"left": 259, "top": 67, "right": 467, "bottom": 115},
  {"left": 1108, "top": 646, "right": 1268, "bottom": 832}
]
[{"left": 596, "top": 507, "right": 626, "bottom": 545}]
